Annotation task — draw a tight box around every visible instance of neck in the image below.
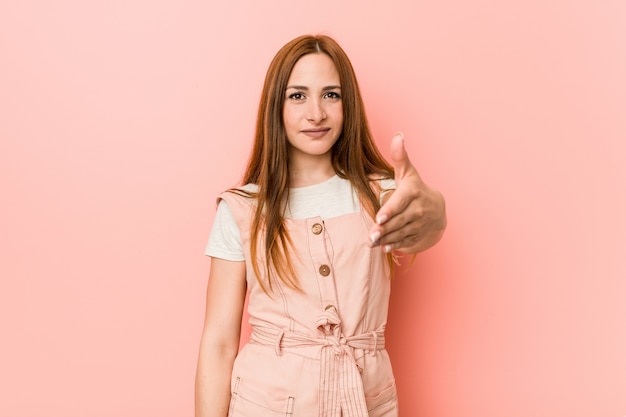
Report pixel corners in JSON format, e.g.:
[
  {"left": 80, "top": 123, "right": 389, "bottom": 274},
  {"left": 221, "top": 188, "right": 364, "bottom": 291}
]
[{"left": 288, "top": 154, "right": 335, "bottom": 188}]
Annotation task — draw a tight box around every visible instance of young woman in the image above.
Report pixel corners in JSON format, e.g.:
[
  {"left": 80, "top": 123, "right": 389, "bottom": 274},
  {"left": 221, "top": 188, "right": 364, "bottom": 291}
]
[{"left": 195, "top": 34, "right": 446, "bottom": 417}]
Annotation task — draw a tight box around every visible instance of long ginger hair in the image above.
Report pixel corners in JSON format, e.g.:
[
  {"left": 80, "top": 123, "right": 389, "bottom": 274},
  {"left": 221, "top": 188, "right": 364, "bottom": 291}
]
[{"left": 236, "top": 34, "right": 394, "bottom": 293}]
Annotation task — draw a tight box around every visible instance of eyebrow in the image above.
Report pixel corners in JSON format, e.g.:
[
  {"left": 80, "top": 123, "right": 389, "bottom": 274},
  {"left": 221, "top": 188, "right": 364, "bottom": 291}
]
[{"left": 285, "top": 85, "right": 341, "bottom": 91}]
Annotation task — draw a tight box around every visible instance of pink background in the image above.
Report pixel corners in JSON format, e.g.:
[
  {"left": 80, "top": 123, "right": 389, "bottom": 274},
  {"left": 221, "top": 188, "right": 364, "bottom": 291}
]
[{"left": 1, "top": 0, "right": 625, "bottom": 416}]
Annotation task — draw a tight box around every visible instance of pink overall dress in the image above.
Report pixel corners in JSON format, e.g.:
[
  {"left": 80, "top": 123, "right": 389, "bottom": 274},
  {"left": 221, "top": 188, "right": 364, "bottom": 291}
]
[{"left": 220, "top": 190, "right": 399, "bottom": 417}]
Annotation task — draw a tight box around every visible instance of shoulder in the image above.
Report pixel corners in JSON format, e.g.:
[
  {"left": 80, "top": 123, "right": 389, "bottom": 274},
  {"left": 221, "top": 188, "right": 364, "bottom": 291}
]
[
  {"left": 218, "top": 183, "right": 258, "bottom": 205},
  {"left": 215, "top": 183, "right": 258, "bottom": 221},
  {"left": 379, "top": 177, "right": 396, "bottom": 191},
  {"left": 363, "top": 175, "right": 395, "bottom": 204},
  {"left": 365, "top": 174, "right": 395, "bottom": 190}
]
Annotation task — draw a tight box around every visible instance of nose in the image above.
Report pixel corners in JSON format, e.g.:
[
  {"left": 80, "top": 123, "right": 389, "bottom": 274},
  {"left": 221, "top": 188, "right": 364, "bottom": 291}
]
[{"left": 306, "top": 98, "right": 326, "bottom": 123}]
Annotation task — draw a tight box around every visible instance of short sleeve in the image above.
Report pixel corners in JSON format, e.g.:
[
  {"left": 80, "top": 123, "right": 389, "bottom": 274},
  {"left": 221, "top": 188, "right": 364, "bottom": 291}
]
[
  {"left": 379, "top": 178, "right": 396, "bottom": 203},
  {"left": 204, "top": 199, "right": 245, "bottom": 261}
]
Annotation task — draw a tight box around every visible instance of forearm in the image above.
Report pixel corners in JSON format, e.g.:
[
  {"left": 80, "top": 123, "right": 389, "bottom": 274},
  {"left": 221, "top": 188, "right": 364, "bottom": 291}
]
[{"left": 195, "top": 340, "right": 238, "bottom": 417}]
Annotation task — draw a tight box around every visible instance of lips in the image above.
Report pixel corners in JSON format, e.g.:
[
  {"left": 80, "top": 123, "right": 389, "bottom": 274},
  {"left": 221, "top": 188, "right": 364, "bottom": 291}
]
[{"left": 301, "top": 128, "right": 331, "bottom": 138}]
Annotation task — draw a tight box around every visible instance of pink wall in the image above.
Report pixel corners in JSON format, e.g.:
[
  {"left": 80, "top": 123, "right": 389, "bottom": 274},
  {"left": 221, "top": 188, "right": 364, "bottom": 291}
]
[{"left": 1, "top": 0, "right": 625, "bottom": 416}]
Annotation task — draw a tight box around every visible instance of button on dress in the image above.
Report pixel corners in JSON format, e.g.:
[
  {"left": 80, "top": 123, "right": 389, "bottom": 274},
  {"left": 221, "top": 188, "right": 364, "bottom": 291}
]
[{"left": 219, "top": 190, "right": 399, "bottom": 417}]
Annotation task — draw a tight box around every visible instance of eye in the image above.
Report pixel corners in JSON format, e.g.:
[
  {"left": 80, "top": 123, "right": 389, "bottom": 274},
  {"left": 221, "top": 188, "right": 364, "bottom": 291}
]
[
  {"left": 288, "top": 92, "right": 305, "bottom": 100},
  {"left": 324, "top": 91, "right": 341, "bottom": 100}
]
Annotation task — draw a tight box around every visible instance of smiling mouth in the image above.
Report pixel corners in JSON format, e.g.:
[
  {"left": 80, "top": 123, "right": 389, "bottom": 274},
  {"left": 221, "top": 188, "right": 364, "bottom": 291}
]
[{"left": 301, "top": 128, "right": 331, "bottom": 138}]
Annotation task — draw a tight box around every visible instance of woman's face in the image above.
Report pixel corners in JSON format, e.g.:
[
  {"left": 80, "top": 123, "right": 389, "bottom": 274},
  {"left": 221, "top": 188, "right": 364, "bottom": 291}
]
[{"left": 282, "top": 53, "right": 343, "bottom": 166}]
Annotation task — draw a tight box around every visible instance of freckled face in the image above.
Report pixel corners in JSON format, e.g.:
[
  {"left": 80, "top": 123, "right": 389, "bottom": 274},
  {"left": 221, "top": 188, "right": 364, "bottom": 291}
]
[{"left": 283, "top": 53, "right": 343, "bottom": 164}]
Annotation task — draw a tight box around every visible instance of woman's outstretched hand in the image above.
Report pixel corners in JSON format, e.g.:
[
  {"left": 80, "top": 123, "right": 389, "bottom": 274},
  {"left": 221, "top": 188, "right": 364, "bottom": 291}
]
[{"left": 369, "top": 133, "right": 447, "bottom": 254}]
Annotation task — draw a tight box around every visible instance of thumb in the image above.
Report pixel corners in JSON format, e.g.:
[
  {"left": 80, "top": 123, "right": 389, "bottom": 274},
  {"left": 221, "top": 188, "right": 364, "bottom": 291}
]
[{"left": 390, "top": 132, "right": 411, "bottom": 180}]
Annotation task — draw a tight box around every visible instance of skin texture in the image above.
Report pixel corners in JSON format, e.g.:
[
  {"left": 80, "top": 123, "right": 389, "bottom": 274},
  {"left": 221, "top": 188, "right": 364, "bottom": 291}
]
[
  {"left": 283, "top": 53, "right": 344, "bottom": 187},
  {"left": 194, "top": 259, "right": 246, "bottom": 417}
]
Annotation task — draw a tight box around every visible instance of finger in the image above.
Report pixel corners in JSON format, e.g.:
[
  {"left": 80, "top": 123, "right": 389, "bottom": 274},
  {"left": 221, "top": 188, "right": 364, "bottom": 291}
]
[
  {"left": 370, "top": 206, "right": 420, "bottom": 247},
  {"left": 390, "top": 132, "right": 422, "bottom": 183},
  {"left": 376, "top": 190, "right": 413, "bottom": 225},
  {"left": 390, "top": 132, "right": 411, "bottom": 181},
  {"left": 377, "top": 218, "right": 422, "bottom": 246},
  {"left": 381, "top": 232, "right": 422, "bottom": 253},
  {"left": 375, "top": 133, "right": 423, "bottom": 225}
]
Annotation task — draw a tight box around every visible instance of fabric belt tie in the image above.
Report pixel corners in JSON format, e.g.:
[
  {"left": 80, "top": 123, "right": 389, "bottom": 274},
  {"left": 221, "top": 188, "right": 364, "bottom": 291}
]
[{"left": 250, "top": 312, "right": 385, "bottom": 417}]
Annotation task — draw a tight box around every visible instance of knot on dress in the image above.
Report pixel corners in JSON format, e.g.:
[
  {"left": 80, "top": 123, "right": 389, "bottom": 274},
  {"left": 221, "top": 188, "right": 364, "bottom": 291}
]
[
  {"left": 325, "top": 335, "right": 350, "bottom": 356},
  {"left": 315, "top": 304, "right": 341, "bottom": 335},
  {"left": 249, "top": 324, "right": 387, "bottom": 417}
]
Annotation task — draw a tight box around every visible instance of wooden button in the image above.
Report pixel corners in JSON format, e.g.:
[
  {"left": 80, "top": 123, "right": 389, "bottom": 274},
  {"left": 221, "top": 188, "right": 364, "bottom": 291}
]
[
  {"left": 311, "top": 223, "right": 323, "bottom": 235},
  {"left": 319, "top": 265, "right": 331, "bottom": 276}
]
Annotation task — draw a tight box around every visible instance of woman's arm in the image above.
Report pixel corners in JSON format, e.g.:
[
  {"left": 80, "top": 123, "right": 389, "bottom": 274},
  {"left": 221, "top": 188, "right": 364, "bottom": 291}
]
[{"left": 195, "top": 258, "right": 247, "bottom": 417}]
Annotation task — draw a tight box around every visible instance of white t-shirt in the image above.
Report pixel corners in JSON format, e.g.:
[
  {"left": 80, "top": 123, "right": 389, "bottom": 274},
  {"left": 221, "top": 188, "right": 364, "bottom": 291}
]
[{"left": 205, "top": 175, "right": 395, "bottom": 261}]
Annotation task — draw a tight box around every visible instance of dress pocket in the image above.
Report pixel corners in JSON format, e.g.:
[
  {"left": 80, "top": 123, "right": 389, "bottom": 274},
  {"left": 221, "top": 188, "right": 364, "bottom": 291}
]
[
  {"left": 365, "top": 380, "right": 399, "bottom": 417},
  {"left": 228, "top": 377, "right": 295, "bottom": 417}
]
